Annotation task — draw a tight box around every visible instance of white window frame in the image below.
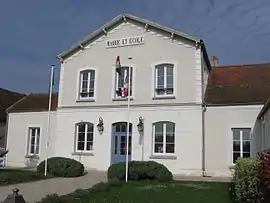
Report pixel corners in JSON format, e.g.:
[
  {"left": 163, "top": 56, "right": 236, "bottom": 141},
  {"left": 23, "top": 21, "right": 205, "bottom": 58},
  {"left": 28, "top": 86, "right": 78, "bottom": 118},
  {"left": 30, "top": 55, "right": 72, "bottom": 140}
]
[
  {"left": 114, "top": 66, "right": 133, "bottom": 98},
  {"left": 75, "top": 122, "right": 94, "bottom": 153},
  {"left": 78, "top": 69, "right": 96, "bottom": 100},
  {"left": 27, "top": 127, "right": 41, "bottom": 155},
  {"left": 152, "top": 62, "right": 177, "bottom": 98},
  {"left": 232, "top": 128, "right": 251, "bottom": 164},
  {"left": 152, "top": 121, "right": 175, "bottom": 155}
]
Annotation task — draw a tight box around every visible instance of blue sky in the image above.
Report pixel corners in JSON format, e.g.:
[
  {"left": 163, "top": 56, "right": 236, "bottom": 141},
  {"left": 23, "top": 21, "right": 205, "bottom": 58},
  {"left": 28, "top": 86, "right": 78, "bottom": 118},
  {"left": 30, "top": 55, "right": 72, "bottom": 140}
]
[{"left": 1, "top": 0, "right": 270, "bottom": 93}]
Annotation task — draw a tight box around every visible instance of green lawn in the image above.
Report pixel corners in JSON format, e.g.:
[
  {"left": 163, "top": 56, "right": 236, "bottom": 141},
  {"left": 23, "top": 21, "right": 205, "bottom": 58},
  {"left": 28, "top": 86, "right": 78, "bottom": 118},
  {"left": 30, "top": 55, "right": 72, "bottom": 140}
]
[
  {"left": 61, "top": 180, "right": 233, "bottom": 203},
  {"left": 0, "top": 169, "right": 51, "bottom": 186}
]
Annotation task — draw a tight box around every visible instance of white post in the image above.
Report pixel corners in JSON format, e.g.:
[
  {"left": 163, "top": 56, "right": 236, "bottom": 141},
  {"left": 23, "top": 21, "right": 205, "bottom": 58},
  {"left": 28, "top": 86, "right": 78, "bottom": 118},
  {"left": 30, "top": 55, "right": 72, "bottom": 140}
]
[
  {"left": 125, "top": 57, "right": 132, "bottom": 182},
  {"left": 44, "top": 65, "right": 54, "bottom": 176}
]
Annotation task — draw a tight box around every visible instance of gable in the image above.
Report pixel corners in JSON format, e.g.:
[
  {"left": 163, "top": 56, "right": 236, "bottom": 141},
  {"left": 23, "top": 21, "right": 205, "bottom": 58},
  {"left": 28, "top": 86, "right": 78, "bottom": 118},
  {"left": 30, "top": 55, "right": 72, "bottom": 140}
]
[{"left": 57, "top": 13, "right": 211, "bottom": 70}]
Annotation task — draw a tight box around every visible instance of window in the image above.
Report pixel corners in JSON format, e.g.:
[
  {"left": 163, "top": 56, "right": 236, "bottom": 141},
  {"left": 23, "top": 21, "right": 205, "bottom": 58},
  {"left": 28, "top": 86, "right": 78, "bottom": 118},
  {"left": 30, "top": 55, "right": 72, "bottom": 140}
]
[
  {"left": 153, "top": 121, "right": 175, "bottom": 154},
  {"left": 79, "top": 70, "right": 95, "bottom": 99},
  {"left": 27, "top": 127, "right": 40, "bottom": 155},
  {"left": 232, "top": 128, "right": 251, "bottom": 163},
  {"left": 115, "top": 66, "right": 133, "bottom": 98},
  {"left": 76, "top": 123, "right": 94, "bottom": 152},
  {"left": 155, "top": 64, "right": 174, "bottom": 96}
]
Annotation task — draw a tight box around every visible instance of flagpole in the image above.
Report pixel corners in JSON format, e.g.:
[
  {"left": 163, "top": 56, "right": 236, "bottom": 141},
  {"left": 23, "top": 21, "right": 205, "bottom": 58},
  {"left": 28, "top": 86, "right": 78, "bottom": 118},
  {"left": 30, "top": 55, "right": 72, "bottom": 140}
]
[
  {"left": 44, "top": 65, "right": 54, "bottom": 177},
  {"left": 125, "top": 57, "right": 132, "bottom": 182}
]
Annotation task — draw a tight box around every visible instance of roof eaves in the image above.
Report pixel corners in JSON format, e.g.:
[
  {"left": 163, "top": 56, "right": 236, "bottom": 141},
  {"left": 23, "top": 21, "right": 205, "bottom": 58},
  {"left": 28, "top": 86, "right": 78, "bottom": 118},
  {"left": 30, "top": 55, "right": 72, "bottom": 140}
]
[
  {"left": 257, "top": 99, "right": 270, "bottom": 119},
  {"left": 6, "top": 93, "right": 31, "bottom": 113},
  {"left": 57, "top": 13, "right": 203, "bottom": 61},
  {"left": 206, "top": 101, "right": 265, "bottom": 107}
]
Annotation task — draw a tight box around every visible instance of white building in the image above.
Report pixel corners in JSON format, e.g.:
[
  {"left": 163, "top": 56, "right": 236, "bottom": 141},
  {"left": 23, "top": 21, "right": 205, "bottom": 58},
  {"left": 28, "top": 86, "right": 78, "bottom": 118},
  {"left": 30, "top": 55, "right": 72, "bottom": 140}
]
[{"left": 4, "top": 13, "right": 270, "bottom": 177}]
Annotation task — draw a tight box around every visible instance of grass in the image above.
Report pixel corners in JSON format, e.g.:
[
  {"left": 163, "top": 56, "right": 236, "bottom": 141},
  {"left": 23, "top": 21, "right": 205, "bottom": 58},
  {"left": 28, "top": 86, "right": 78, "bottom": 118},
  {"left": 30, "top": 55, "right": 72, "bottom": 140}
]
[
  {"left": 59, "top": 180, "right": 233, "bottom": 203},
  {"left": 0, "top": 168, "right": 52, "bottom": 186}
]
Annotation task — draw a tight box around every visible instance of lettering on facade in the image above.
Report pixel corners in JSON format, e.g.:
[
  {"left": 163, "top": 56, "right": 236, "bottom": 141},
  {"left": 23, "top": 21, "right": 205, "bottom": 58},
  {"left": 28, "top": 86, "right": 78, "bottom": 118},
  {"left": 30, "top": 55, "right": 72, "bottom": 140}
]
[{"left": 106, "top": 36, "right": 144, "bottom": 48}]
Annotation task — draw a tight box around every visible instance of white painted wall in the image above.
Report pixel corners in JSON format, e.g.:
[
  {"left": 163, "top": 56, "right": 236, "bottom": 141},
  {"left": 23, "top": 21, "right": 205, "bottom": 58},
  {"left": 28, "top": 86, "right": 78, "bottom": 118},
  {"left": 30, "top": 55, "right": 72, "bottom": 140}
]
[
  {"left": 254, "top": 106, "right": 270, "bottom": 152},
  {"left": 6, "top": 112, "right": 56, "bottom": 168},
  {"left": 205, "top": 105, "right": 262, "bottom": 177},
  {"left": 54, "top": 105, "right": 203, "bottom": 175}
]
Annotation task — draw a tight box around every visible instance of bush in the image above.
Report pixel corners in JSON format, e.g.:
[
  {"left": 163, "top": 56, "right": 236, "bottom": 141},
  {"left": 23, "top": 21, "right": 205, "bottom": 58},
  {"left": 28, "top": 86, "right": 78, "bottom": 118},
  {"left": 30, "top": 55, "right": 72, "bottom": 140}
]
[
  {"left": 258, "top": 149, "right": 270, "bottom": 201},
  {"left": 232, "top": 158, "right": 263, "bottom": 203},
  {"left": 107, "top": 161, "right": 173, "bottom": 182},
  {"left": 0, "top": 150, "right": 8, "bottom": 158},
  {"left": 36, "top": 194, "right": 61, "bottom": 203},
  {"left": 37, "top": 157, "right": 84, "bottom": 177}
]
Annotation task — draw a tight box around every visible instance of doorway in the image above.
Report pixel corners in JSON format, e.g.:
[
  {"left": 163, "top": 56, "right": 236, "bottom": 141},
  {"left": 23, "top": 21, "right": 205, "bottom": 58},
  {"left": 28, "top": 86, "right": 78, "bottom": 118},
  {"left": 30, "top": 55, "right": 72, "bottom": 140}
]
[{"left": 111, "top": 122, "right": 132, "bottom": 164}]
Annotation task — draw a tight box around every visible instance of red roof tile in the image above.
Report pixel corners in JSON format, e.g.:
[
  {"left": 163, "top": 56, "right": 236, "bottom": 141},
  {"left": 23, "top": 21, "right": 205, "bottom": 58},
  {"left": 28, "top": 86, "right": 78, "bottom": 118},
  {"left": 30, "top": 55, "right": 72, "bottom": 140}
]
[
  {"left": 7, "top": 93, "right": 58, "bottom": 113},
  {"left": 205, "top": 63, "right": 270, "bottom": 105}
]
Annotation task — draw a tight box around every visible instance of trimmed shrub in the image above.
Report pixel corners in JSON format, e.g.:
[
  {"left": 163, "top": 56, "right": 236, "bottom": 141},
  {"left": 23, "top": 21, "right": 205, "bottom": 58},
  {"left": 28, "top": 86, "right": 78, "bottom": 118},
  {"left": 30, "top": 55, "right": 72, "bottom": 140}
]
[
  {"left": 232, "top": 157, "right": 263, "bottom": 203},
  {"left": 107, "top": 161, "right": 173, "bottom": 182},
  {"left": 37, "top": 157, "right": 84, "bottom": 177}
]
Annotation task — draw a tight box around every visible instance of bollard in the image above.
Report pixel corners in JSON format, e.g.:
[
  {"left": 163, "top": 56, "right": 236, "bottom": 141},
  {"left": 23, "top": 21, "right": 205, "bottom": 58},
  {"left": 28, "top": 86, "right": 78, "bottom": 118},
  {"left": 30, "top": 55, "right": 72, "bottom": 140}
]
[{"left": 2, "top": 188, "right": 26, "bottom": 203}]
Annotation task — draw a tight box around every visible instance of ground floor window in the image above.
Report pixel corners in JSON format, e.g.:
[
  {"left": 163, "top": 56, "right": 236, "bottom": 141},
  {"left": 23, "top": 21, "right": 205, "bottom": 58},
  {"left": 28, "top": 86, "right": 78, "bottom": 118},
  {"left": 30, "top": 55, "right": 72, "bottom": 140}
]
[
  {"left": 27, "top": 127, "right": 40, "bottom": 155},
  {"left": 153, "top": 121, "right": 175, "bottom": 154},
  {"left": 232, "top": 128, "right": 251, "bottom": 163},
  {"left": 76, "top": 122, "right": 94, "bottom": 152}
]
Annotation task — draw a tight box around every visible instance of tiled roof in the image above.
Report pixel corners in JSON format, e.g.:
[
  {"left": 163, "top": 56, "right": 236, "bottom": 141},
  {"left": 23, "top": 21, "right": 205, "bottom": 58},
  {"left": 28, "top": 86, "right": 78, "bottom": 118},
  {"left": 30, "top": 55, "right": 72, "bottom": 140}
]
[
  {"left": 205, "top": 63, "right": 270, "bottom": 105},
  {"left": 7, "top": 93, "right": 58, "bottom": 113},
  {"left": 0, "top": 88, "right": 25, "bottom": 121}
]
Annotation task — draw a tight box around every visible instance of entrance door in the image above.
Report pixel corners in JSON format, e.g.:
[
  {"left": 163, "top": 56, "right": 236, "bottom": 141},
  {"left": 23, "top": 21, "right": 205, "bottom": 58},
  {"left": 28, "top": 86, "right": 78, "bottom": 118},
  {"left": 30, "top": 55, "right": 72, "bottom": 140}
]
[{"left": 111, "top": 122, "right": 132, "bottom": 164}]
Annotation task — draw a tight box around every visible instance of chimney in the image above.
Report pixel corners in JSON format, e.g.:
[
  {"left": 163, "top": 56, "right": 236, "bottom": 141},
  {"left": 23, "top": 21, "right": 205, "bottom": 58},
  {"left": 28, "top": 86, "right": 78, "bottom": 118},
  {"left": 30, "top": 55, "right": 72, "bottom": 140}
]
[{"left": 211, "top": 56, "right": 219, "bottom": 67}]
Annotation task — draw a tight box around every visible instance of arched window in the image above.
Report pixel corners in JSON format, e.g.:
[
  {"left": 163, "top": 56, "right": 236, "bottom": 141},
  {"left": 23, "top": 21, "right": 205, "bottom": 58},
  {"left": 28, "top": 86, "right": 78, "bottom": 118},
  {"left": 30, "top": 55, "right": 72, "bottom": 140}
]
[
  {"left": 79, "top": 70, "right": 95, "bottom": 99},
  {"left": 75, "top": 122, "right": 94, "bottom": 152},
  {"left": 155, "top": 63, "right": 174, "bottom": 96},
  {"left": 153, "top": 121, "right": 175, "bottom": 154}
]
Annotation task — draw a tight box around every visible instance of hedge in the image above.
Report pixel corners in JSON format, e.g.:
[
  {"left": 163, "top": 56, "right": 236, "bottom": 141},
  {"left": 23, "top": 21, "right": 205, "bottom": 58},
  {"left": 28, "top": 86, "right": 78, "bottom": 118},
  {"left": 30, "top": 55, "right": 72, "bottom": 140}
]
[
  {"left": 232, "top": 157, "right": 263, "bottom": 203},
  {"left": 37, "top": 157, "right": 84, "bottom": 177},
  {"left": 107, "top": 161, "right": 173, "bottom": 182}
]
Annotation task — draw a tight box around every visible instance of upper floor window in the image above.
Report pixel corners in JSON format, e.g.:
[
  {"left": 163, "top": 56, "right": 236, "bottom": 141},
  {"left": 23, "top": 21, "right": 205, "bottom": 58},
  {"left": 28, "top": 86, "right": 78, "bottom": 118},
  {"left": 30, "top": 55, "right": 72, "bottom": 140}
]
[
  {"left": 76, "top": 122, "right": 94, "bottom": 152},
  {"left": 155, "top": 64, "right": 174, "bottom": 97},
  {"left": 153, "top": 121, "right": 175, "bottom": 154},
  {"left": 27, "top": 127, "right": 41, "bottom": 155},
  {"left": 115, "top": 67, "right": 133, "bottom": 98},
  {"left": 79, "top": 70, "right": 95, "bottom": 99},
  {"left": 232, "top": 128, "right": 251, "bottom": 163}
]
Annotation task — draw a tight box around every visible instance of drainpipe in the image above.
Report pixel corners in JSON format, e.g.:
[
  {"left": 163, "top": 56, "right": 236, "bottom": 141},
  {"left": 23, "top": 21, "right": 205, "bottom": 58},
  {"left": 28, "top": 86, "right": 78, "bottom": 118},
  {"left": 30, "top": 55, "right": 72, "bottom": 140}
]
[
  {"left": 200, "top": 44, "right": 207, "bottom": 177},
  {"left": 202, "top": 105, "right": 207, "bottom": 177}
]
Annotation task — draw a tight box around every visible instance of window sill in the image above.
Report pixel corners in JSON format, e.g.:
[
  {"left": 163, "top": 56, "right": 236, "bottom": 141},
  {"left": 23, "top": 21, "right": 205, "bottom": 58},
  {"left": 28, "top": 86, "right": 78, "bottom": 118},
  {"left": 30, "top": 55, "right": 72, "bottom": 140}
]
[
  {"left": 229, "top": 165, "right": 235, "bottom": 170},
  {"left": 112, "top": 98, "right": 134, "bottom": 101},
  {"left": 25, "top": 155, "right": 40, "bottom": 159},
  {"left": 152, "top": 96, "right": 176, "bottom": 100},
  {"left": 76, "top": 98, "right": 95, "bottom": 103},
  {"left": 149, "top": 155, "right": 177, "bottom": 160},
  {"left": 72, "top": 152, "right": 94, "bottom": 156}
]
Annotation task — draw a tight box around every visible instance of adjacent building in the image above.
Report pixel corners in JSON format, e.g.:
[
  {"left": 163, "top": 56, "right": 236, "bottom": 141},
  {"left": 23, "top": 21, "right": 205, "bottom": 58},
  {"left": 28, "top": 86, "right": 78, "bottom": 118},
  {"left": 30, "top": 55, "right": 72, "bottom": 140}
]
[{"left": 4, "top": 13, "right": 270, "bottom": 177}]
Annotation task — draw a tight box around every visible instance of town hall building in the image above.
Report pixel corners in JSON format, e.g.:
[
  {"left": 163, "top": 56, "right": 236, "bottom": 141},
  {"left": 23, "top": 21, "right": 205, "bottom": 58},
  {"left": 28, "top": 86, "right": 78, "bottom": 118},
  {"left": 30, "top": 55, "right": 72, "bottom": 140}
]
[{"left": 4, "top": 13, "right": 270, "bottom": 177}]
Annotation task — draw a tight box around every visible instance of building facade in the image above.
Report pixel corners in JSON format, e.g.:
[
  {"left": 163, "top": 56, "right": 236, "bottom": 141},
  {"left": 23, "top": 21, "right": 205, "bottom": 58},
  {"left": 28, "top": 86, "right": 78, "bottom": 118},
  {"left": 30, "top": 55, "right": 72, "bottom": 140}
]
[{"left": 4, "top": 13, "right": 270, "bottom": 177}]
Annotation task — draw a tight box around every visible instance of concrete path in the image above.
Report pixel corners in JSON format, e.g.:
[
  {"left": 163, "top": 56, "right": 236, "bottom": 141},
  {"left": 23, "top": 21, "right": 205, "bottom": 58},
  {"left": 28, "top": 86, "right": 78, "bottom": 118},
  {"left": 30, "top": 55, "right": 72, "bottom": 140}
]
[{"left": 0, "top": 170, "right": 107, "bottom": 203}]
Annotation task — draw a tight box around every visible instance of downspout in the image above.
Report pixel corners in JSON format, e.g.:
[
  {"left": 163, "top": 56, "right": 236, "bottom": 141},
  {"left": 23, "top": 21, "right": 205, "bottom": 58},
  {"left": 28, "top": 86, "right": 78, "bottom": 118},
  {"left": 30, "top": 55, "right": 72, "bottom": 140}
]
[
  {"left": 202, "top": 104, "right": 207, "bottom": 177},
  {"left": 200, "top": 44, "right": 207, "bottom": 177}
]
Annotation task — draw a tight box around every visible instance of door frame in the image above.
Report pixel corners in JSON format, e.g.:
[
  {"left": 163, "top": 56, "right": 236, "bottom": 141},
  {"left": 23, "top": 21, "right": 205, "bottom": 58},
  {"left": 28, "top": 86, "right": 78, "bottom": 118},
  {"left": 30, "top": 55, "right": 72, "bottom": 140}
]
[{"left": 111, "top": 122, "right": 132, "bottom": 164}]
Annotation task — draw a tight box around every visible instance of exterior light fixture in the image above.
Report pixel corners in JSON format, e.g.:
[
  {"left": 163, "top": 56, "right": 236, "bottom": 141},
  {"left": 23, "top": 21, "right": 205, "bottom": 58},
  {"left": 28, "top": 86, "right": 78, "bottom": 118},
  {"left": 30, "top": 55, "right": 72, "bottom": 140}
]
[
  {"left": 97, "top": 117, "right": 104, "bottom": 134},
  {"left": 137, "top": 116, "right": 144, "bottom": 132}
]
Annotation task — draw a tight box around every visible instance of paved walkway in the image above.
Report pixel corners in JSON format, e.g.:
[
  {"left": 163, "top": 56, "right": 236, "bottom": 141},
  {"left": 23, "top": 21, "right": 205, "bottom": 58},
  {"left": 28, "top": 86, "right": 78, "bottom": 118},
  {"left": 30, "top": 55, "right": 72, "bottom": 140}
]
[{"left": 0, "top": 170, "right": 107, "bottom": 203}]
